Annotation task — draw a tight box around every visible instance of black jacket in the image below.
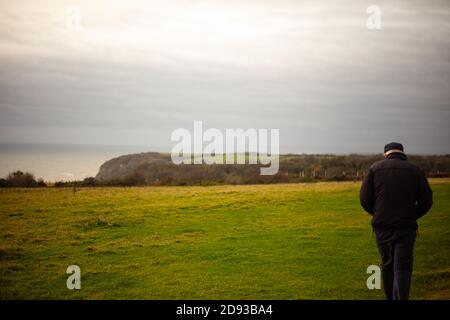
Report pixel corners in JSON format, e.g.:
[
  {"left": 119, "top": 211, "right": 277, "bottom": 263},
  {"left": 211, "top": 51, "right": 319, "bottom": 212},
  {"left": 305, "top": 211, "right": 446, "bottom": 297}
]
[{"left": 360, "top": 152, "right": 433, "bottom": 230}]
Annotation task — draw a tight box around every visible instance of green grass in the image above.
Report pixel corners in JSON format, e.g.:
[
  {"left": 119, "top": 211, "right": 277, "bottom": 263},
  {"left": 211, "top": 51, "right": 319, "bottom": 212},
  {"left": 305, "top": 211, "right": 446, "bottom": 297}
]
[{"left": 1, "top": 179, "right": 449, "bottom": 299}]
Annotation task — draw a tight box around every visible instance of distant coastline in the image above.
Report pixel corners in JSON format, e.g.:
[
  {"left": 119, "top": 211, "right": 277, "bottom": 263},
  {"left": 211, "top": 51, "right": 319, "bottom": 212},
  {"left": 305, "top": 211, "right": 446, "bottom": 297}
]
[
  {"left": 0, "top": 143, "right": 152, "bottom": 182},
  {"left": 2, "top": 143, "right": 449, "bottom": 186}
]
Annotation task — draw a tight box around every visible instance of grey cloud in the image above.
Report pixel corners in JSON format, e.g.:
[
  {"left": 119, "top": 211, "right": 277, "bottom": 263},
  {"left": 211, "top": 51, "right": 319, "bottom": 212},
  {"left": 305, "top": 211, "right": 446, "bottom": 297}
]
[{"left": 0, "top": 0, "right": 449, "bottom": 153}]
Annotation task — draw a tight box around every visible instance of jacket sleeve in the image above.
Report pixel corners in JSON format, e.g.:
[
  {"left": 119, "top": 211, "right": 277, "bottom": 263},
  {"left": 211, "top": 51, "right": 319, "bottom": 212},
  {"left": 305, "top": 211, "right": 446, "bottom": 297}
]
[
  {"left": 360, "top": 168, "right": 374, "bottom": 215},
  {"left": 416, "top": 170, "right": 433, "bottom": 218}
]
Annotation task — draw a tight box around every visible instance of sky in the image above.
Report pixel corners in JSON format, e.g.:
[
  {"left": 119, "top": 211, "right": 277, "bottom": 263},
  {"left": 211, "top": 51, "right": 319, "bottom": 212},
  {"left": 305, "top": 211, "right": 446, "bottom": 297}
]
[{"left": 0, "top": 0, "right": 449, "bottom": 154}]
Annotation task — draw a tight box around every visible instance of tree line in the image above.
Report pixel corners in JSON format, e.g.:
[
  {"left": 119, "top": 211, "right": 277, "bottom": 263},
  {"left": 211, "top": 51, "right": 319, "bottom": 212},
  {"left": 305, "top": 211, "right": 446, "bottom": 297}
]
[
  {"left": 3, "top": 153, "right": 448, "bottom": 188},
  {"left": 100, "top": 154, "right": 449, "bottom": 186}
]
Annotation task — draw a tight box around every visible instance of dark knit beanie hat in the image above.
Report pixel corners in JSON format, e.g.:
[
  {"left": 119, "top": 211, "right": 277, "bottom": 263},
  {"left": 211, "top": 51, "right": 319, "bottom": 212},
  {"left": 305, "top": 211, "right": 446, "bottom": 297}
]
[{"left": 384, "top": 142, "right": 404, "bottom": 154}]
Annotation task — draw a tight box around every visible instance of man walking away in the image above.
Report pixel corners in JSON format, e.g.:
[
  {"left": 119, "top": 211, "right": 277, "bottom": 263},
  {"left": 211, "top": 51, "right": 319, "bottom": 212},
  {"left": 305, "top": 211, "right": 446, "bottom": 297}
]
[{"left": 360, "top": 142, "right": 433, "bottom": 300}]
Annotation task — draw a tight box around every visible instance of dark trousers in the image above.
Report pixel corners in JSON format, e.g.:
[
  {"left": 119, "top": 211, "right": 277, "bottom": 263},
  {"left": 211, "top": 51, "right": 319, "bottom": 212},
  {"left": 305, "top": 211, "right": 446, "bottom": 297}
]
[{"left": 374, "top": 228, "right": 417, "bottom": 300}]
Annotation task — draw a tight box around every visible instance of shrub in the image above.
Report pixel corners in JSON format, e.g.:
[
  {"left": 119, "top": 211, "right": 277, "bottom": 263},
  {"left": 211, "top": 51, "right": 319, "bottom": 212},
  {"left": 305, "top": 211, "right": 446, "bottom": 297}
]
[{"left": 2, "top": 170, "right": 45, "bottom": 188}]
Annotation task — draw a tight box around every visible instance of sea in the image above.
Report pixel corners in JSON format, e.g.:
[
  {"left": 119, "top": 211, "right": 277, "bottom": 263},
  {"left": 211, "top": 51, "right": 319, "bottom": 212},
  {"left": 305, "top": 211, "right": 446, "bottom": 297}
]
[{"left": 0, "top": 143, "right": 153, "bottom": 182}]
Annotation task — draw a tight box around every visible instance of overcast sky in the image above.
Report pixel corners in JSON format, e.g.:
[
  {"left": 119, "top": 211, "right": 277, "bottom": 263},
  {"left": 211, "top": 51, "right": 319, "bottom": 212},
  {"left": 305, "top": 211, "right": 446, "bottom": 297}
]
[{"left": 0, "top": 0, "right": 449, "bottom": 154}]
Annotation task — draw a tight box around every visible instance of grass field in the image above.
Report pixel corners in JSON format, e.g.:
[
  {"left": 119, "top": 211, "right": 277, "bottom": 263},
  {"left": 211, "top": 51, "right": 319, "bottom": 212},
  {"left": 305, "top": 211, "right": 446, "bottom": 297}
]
[{"left": 1, "top": 179, "right": 449, "bottom": 299}]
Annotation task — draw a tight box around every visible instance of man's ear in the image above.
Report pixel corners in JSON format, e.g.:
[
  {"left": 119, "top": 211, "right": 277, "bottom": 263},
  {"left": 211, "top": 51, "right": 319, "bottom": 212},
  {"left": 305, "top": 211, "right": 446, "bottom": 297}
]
[{"left": 383, "top": 153, "right": 388, "bottom": 158}]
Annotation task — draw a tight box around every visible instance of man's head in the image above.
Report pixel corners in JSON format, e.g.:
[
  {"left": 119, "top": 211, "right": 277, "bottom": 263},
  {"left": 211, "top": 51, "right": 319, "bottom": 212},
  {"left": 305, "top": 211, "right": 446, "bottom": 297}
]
[{"left": 384, "top": 142, "right": 404, "bottom": 157}]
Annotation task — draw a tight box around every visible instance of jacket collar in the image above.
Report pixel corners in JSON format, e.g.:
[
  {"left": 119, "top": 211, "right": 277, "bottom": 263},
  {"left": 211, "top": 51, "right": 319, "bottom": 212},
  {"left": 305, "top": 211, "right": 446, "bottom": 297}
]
[{"left": 387, "top": 152, "right": 407, "bottom": 160}]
